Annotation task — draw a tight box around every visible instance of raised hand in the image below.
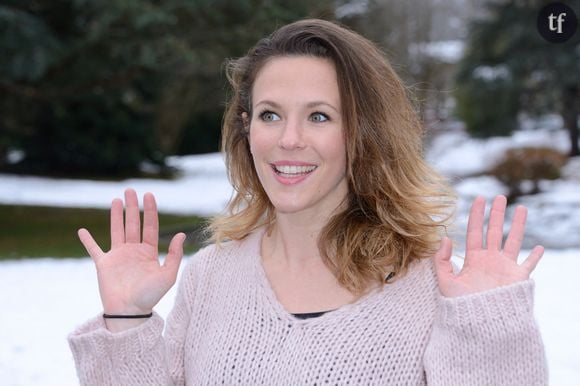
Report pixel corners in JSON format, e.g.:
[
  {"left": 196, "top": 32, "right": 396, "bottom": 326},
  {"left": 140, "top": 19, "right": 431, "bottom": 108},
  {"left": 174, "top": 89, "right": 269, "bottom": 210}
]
[
  {"left": 78, "top": 188, "right": 186, "bottom": 319},
  {"left": 432, "top": 195, "right": 544, "bottom": 297}
]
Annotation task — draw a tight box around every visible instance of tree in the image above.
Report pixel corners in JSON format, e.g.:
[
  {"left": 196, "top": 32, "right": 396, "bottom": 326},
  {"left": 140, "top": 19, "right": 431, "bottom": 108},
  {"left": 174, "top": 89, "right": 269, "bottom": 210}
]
[
  {"left": 338, "top": 0, "right": 480, "bottom": 124},
  {"left": 456, "top": 0, "right": 580, "bottom": 155},
  {"left": 152, "top": 0, "right": 334, "bottom": 156},
  {"left": 0, "top": 0, "right": 334, "bottom": 176}
]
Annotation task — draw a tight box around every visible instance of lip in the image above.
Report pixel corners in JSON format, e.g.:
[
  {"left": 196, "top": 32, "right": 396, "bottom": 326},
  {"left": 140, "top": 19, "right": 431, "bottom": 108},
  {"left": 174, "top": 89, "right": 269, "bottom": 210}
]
[
  {"left": 270, "top": 160, "right": 317, "bottom": 186},
  {"left": 271, "top": 160, "right": 318, "bottom": 167}
]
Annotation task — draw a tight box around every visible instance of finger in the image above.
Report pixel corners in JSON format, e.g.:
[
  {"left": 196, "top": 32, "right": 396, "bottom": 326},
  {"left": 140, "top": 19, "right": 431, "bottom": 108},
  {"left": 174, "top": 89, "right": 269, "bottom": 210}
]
[
  {"left": 78, "top": 228, "right": 104, "bottom": 260},
  {"left": 503, "top": 205, "right": 527, "bottom": 260},
  {"left": 486, "top": 195, "right": 507, "bottom": 251},
  {"left": 110, "top": 198, "right": 124, "bottom": 248},
  {"left": 521, "top": 245, "right": 544, "bottom": 274},
  {"left": 432, "top": 237, "right": 454, "bottom": 283},
  {"left": 142, "top": 192, "right": 159, "bottom": 249},
  {"left": 124, "top": 188, "right": 141, "bottom": 243},
  {"left": 162, "top": 233, "right": 186, "bottom": 284},
  {"left": 466, "top": 196, "right": 485, "bottom": 251}
]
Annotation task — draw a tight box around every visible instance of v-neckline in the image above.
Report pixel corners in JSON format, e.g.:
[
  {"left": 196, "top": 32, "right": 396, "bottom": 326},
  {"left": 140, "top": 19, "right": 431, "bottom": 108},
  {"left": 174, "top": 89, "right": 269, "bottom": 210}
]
[{"left": 247, "top": 226, "right": 385, "bottom": 326}]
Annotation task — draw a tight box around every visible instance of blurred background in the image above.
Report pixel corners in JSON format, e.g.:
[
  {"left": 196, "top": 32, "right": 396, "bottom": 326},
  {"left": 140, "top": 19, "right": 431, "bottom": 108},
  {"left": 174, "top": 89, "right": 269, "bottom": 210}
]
[{"left": 0, "top": 0, "right": 579, "bottom": 385}]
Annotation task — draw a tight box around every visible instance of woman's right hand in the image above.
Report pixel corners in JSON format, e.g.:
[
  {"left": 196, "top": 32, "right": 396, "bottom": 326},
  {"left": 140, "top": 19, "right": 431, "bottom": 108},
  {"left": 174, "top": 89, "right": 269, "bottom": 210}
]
[{"left": 78, "top": 188, "right": 186, "bottom": 328}]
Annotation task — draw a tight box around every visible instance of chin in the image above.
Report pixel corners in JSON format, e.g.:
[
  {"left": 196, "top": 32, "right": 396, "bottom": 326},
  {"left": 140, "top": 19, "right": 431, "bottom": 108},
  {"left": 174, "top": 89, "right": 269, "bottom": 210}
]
[{"left": 270, "top": 200, "right": 307, "bottom": 214}]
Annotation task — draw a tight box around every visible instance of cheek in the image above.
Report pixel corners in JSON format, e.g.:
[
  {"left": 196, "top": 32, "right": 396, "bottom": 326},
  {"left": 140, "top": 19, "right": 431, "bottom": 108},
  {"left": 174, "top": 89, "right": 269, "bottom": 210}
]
[
  {"left": 323, "top": 134, "right": 347, "bottom": 164},
  {"left": 249, "top": 128, "right": 275, "bottom": 157}
]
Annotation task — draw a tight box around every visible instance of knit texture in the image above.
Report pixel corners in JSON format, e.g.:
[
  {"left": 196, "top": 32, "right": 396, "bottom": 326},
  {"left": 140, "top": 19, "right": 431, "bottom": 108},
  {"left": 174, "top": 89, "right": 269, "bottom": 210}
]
[{"left": 68, "top": 227, "right": 548, "bottom": 385}]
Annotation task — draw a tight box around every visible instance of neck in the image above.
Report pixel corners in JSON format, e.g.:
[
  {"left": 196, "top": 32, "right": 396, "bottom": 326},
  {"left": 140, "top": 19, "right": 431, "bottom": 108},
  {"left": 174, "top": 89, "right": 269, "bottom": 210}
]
[
  {"left": 262, "top": 195, "right": 347, "bottom": 269},
  {"left": 263, "top": 213, "right": 325, "bottom": 268},
  {"left": 259, "top": 211, "right": 374, "bottom": 311}
]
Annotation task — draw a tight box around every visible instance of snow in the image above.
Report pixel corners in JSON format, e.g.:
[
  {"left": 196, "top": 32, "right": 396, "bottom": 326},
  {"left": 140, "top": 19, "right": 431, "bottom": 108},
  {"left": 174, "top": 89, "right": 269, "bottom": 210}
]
[
  {"left": 0, "top": 258, "right": 180, "bottom": 386},
  {"left": 335, "top": 0, "right": 369, "bottom": 19},
  {"left": 427, "top": 127, "right": 580, "bottom": 249},
  {"left": 472, "top": 64, "right": 511, "bottom": 81},
  {"left": 410, "top": 40, "right": 465, "bottom": 63},
  {"left": 1, "top": 126, "right": 579, "bottom": 384},
  {"left": 427, "top": 127, "right": 570, "bottom": 178},
  {"left": 1, "top": 251, "right": 578, "bottom": 385},
  {"left": 0, "top": 153, "right": 233, "bottom": 216}
]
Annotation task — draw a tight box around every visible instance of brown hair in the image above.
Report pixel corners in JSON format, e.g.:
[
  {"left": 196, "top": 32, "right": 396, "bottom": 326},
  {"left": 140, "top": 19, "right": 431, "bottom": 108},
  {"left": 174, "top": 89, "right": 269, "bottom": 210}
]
[{"left": 209, "top": 18, "right": 455, "bottom": 294}]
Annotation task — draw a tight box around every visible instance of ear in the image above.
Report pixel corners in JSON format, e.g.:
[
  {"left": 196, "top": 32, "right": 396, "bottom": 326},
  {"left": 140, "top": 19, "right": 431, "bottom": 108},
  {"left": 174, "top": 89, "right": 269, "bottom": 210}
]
[
  {"left": 241, "top": 112, "right": 252, "bottom": 154},
  {"left": 241, "top": 112, "right": 250, "bottom": 132}
]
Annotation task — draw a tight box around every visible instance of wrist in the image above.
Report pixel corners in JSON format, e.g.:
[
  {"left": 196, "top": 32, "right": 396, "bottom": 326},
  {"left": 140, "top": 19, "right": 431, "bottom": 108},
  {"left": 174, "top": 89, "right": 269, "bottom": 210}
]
[
  {"left": 103, "top": 312, "right": 153, "bottom": 319},
  {"left": 104, "top": 316, "right": 151, "bottom": 333},
  {"left": 103, "top": 303, "right": 152, "bottom": 316}
]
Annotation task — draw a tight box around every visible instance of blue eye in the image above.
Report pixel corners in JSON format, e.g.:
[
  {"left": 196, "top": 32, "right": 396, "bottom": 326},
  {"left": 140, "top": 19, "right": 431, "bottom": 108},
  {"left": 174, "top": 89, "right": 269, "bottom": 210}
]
[
  {"left": 259, "top": 111, "right": 281, "bottom": 122},
  {"left": 310, "top": 112, "right": 329, "bottom": 123}
]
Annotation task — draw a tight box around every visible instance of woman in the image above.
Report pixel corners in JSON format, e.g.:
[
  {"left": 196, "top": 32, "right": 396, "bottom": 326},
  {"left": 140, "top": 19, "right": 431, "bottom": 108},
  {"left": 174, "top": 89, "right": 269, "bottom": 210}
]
[{"left": 69, "top": 19, "right": 547, "bottom": 385}]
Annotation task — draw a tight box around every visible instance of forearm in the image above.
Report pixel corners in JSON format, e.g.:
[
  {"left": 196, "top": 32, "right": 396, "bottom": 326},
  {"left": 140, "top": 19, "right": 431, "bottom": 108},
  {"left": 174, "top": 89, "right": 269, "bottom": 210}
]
[
  {"left": 68, "top": 313, "right": 173, "bottom": 386},
  {"left": 424, "top": 280, "right": 548, "bottom": 385}
]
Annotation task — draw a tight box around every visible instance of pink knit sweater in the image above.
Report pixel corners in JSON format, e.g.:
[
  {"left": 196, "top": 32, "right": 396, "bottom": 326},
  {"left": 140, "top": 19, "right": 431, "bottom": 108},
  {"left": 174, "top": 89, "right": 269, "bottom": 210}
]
[{"left": 68, "top": 227, "right": 548, "bottom": 385}]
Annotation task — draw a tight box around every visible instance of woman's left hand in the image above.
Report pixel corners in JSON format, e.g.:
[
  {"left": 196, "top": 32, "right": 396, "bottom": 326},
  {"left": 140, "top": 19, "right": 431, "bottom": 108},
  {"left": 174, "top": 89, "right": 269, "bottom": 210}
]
[{"left": 432, "top": 195, "right": 544, "bottom": 297}]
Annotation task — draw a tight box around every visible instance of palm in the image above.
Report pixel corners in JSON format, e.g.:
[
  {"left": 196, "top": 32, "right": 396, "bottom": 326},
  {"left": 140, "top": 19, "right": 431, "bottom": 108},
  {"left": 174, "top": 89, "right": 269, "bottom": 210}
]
[
  {"left": 96, "top": 244, "right": 165, "bottom": 314},
  {"left": 78, "top": 189, "right": 185, "bottom": 314},
  {"left": 433, "top": 195, "right": 544, "bottom": 297}
]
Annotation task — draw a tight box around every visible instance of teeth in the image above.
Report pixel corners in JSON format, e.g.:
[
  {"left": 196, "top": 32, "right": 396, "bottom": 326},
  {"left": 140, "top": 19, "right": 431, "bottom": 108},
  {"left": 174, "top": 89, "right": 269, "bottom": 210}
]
[{"left": 274, "top": 165, "right": 317, "bottom": 175}]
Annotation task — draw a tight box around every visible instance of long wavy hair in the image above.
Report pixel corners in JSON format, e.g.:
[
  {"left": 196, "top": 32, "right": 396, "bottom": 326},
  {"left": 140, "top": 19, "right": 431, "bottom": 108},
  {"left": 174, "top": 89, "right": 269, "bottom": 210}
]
[{"left": 208, "top": 18, "right": 455, "bottom": 294}]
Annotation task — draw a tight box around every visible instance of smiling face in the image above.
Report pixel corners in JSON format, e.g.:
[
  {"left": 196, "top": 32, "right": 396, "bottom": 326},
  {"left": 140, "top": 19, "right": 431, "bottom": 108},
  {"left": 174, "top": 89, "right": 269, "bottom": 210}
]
[{"left": 248, "top": 56, "right": 348, "bottom": 218}]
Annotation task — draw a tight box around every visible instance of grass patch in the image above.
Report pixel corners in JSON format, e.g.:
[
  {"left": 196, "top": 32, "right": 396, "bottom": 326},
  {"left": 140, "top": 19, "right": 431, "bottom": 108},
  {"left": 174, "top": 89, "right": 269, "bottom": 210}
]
[{"left": 0, "top": 205, "right": 207, "bottom": 260}]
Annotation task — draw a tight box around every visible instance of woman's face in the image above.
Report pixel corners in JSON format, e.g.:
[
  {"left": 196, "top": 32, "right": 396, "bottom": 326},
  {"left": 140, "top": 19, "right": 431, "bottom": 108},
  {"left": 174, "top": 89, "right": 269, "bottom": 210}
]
[{"left": 248, "top": 56, "right": 348, "bottom": 217}]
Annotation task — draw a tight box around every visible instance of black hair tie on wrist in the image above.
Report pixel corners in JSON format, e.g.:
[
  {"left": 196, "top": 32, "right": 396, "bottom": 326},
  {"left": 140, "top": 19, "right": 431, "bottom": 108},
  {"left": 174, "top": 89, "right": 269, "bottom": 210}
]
[{"left": 103, "top": 312, "right": 153, "bottom": 319}]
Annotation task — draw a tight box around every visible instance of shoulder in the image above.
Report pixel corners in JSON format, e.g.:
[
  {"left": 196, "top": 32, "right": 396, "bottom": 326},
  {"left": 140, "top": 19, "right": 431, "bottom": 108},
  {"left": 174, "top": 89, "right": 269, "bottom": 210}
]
[
  {"left": 355, "top": 257, "right": 440, "bottom": 337},
  {"left": 180, "top": 228, "right": 263, "bottom": 284},
  {"left": 378, "top": 257, "right": 440, "bottom": 311},
  {"left": 172, "top": 230, "right": 263, "bottom": 311},
  {"left": 390, "top": 257, "right": 438, "bottom": 293}
]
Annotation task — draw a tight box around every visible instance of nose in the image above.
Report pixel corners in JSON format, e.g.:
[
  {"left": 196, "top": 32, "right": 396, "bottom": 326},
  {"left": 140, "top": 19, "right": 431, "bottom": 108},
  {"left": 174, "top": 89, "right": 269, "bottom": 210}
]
[{"left": 278, "top": 118, "right": 305, "bottom": 150}]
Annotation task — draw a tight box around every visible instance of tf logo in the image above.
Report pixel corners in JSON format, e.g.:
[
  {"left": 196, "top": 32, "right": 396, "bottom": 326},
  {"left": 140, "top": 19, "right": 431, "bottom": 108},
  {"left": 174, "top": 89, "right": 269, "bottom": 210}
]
[{"left": 537, "top": 2, "right": 578, "bottom": 43}]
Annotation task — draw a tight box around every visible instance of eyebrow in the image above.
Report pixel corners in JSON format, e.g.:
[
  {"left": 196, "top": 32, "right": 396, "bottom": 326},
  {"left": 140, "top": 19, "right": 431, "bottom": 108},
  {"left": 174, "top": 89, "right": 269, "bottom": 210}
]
[{"left": 254, "top": 100, "right": 340, "bottom": 114}]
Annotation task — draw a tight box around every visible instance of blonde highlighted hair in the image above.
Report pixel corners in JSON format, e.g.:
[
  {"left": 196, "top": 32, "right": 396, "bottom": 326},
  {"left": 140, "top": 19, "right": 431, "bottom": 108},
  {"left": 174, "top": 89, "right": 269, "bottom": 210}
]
[{"left": 209, "top": 19, "right": 455, "bottom": 294}]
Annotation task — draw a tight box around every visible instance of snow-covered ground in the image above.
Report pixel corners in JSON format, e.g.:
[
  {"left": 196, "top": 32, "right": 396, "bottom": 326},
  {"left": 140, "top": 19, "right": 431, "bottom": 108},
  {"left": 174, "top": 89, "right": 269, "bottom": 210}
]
[
  {"left": 427, "top": 126, "right": 580, "bottom": 249},
  {"left": 1, "top": 126, "right": 579, "bottom": 385},
  {"left": 1, "top": 250, "right": 577, "bottom": 386},
  {"left": 0, "top": 153, "right": 233, "bottom": 216}
]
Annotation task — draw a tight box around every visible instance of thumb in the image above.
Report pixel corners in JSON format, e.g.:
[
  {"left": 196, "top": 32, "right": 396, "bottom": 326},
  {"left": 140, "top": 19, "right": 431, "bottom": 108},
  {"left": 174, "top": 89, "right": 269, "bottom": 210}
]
[
  {"left": 432, "top": 237, "right": 454, "bottom": 283},
  {"left": 162, "top": 232, "right": 186, "bottom": 284},
  {"left": 77, "top": 228, "right": 104, "bottom": 261},
  {"left": 521, "top": 245, "right": 544, "bottom": 275}
]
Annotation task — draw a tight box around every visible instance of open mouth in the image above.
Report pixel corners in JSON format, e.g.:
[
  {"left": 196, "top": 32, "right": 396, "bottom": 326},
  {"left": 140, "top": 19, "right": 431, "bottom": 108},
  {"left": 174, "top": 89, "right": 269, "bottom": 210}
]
[{"left": 271, "top": 164, "right": 317, "bottom": 178}]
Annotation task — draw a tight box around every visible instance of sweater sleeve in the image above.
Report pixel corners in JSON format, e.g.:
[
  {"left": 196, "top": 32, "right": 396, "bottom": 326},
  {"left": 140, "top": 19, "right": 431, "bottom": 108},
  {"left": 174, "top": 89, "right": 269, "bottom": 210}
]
[
  {"left": 423, "top": 279, "right": 548, "bottom": 386},
  {"left": 68, "top": 257, "right": 197, "bottom": 386}
]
